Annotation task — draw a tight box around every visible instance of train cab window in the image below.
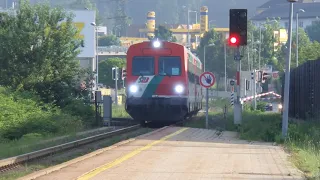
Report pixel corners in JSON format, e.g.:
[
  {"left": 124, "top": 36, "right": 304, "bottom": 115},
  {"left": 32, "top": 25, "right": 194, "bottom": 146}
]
[
  {"left": 158, "top": 56, "right": 181, "bottom": 76},
  {"left": 132, "top": 56, "right": 155, "bottom": 76}
]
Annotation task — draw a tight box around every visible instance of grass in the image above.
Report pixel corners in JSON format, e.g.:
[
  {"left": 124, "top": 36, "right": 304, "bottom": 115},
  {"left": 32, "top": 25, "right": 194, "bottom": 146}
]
[
  {"left": 0, "top": 126, "right": 118, "bottom": 159},
  {"left": 0, "top": 128, "right": 153, "bottom": 180},
  {"left": 0, "top": 104, "right": 131, "bottom": 160},
  {"left": 112, "top": 104, "right": 130, "bottom": 118},
  {"left": 186, "top": 109, "right": 320, "bottom": 179}
]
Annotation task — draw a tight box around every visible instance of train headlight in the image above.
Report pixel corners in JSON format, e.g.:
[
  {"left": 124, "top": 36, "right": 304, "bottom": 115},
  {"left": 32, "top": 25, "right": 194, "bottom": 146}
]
[
  {"left": 174, "top": 85, "right": 184, "bottom": 93},
  {"left": 152, "top": 39, "right": 161, "bottom": 48},
  {"left": 129, "top": 85, "right": 138, "bottom": 93},
  {"left": 153, "top": 41, "right": 161, "bottom": 48}
]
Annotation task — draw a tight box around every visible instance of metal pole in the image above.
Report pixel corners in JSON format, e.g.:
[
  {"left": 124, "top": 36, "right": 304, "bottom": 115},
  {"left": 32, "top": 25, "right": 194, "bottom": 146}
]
[
  {"left": 96, "top": 28, "right": 99, "bottom": 89},
  {"left": 253, "top": 69, "right": 257, "bottom": 110},
  {"left": 196, "top": 12, "right": 198, "bottom": 24},
  {"left": 296, "top": 12, "right": 299, "bottom": 67},
  {"left": 204, "top": 46, "right": 206, "bottom": 71},
  {"left": 234, "top": 46, "right": 242, "bottom": 124},
  {"left": 115, "top": 67, "right": 118, "bottom": 105},
  {"left": 206, "top": 88, "right": 209, "bottom": 129},
  {"left": 282, "top": 1, "right": 295, "bottom": 138},
  {"left": 224, "top": 41, "right": 227, "bottom": 91},
  {"left": 187, "top": 9, "right": 190, "bottom": 47},
  {"left": 258, "top": 26, "right": 262, "bottom": 70}
]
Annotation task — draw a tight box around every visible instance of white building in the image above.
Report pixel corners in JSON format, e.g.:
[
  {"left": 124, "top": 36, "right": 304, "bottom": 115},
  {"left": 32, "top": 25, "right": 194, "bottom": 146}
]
[
  {"left": 251, "top": 1, "right": 320, "bottom": 30},
  {"left": 96, "top": 26, "right": 107, "bottom": 36}
]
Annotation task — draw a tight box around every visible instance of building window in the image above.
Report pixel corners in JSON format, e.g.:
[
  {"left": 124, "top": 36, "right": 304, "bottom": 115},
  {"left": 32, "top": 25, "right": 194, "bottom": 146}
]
[{"left": 299, "top": 21, "right": 303, "bottom": 28}]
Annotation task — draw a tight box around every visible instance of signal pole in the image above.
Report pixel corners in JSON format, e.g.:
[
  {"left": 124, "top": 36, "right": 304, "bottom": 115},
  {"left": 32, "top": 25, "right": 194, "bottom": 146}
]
[
  {"left": 234, "top": 46, "right": 242, "bottom": 124},
  {"left": 282, "top": 0, "right": 297, "bottom": 138},
  {"left": 229, "top": 8, "right": 247, "bottom": 125}
]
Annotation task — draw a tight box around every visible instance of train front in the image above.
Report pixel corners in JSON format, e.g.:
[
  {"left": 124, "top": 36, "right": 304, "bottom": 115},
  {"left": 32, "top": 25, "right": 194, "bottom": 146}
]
[{"left": 125, "top": 40, "right": 188, "bottom": 125}]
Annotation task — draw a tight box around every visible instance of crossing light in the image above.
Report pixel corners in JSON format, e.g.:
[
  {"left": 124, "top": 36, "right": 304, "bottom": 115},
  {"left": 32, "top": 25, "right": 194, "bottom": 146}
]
[
  {"left": 229, "top": 9, "right": 248, "bottom": 46},
  {"left": 229, "top": 36, "right": 239, "bottom": 46},
  {"left": 112, "top": 67, "right": 119, "bottom": 80},
  {"left": 262, "top": 71, "right": 271, "bottom": 83},
  {"left": 121, "top": 68, "right": 127, "bottom": 80}
]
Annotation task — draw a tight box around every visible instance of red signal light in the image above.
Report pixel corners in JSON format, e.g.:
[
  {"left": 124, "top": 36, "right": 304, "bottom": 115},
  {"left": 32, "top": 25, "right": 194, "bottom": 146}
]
[
  {"left": 230, "top": 37, "right": 237, "bottom": 44},
  {"left": 228, "top": 35, "right": 239, "bottom": 47}
]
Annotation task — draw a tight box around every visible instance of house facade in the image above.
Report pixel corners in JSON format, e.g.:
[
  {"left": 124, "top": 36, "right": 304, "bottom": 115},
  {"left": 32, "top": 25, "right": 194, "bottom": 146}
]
[{"left": 251, "top": 1, "right": 320, "bottom": 30}]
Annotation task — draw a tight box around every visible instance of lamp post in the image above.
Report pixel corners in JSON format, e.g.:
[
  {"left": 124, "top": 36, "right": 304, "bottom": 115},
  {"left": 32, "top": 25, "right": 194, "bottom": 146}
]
[
  {"left": 90, "top": 22, "right": 99, "bottom": 90},
  {"left": 296, "top": 9, "right": 305, "bottom": 67},
  {"left": 282, "top": 0, "right": 298, "bottom": 139},
  {"left": 203, "top": 43, "right": 215, "bottom": 71}
]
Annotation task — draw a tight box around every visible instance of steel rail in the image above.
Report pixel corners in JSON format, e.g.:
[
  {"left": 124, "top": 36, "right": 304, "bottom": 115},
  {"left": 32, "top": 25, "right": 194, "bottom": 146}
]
[{"left": 0, "top": 124, "right": 140, "bottom": 170}]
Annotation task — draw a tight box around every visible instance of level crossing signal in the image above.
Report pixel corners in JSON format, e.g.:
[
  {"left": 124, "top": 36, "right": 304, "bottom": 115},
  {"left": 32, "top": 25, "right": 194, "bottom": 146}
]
[
  {"left": 121, "top": 68, "right": 127, "bottom": 80},
  {"left": 229, "top": 9, "right": 248, "bottom": 46}
]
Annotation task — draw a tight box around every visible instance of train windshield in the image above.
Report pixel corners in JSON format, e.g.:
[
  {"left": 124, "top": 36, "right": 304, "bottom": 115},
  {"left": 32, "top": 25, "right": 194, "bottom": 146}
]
[
  {"left": 158, "top": 56, "right": 181, "bottom": 76},
  {"left": 132, "top": 56, "right": 155, "bottom": 76}
]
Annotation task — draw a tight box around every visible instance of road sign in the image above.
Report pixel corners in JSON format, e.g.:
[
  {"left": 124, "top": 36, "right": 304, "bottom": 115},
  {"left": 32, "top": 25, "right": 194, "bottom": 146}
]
[
  {"left": 200, "top": 72, "right": 215, "bottom": 88},
  {"left": 230, "top": 80, "right": 235, "bottom": 86}
]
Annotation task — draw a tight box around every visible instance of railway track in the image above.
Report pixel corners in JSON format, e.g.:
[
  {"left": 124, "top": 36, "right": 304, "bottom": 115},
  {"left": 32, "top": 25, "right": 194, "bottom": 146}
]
[
  {"left": 0, "top": 115, "right": 197, "bottom": 175},
  {"left": 0, "top": 121, "right": 140, "bottom": 173}
]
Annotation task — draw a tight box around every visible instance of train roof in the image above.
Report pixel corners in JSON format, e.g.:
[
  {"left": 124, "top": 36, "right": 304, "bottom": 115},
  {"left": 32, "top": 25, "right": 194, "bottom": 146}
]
[{"left": 128, "top": 41, "right": 202, "bottom": 66}]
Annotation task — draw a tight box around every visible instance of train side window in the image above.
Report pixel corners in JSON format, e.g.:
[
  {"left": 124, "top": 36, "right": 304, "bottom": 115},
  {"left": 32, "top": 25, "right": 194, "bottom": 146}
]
[
  {"left": 159, "top": 56, "right": 181, "bottom": 76},
  {"left": 132, "top": 56, "right": 155, "bottom": 76}
]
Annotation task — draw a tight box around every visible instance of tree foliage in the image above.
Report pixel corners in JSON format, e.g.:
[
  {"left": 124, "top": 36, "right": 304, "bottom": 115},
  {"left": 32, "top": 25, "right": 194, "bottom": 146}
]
[
  {"left": 197, "top": 29, "right": 237, "bottom": 90},
  {"left": 154, "top": 25, "right": 177, "bottom": 42},
  {"left": 98, "top": 35, "right": 121, "bottom": 46},
  {"left": 306, "top": 20, "right": 320, "bottom": 43},
  {"left": 98, "top": 58, "right": 126, "bottom": 88},
  {"left": 0, "top": 0, "right": 88, "bottom": 107}
]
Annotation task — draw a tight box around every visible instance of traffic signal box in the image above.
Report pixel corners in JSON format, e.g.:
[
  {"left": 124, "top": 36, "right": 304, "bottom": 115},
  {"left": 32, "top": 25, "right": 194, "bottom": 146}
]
[
  {"left": 257, "top": 70, "right": 271, "bottom": 83},
  {"left": 121, "top": 68, "right": 127, "bottom": 80},
  {"left": 229, "top": 9, "right": 248, "bottom": 46}
]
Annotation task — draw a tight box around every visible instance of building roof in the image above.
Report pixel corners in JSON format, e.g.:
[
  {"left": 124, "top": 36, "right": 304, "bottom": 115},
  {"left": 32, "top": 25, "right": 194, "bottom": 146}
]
[
  {"left": 258, "top": 0, "right": 288, "bottom": 9},
  {"left": 251, "top": 2, "right": 320, "bottom": 20},
  {"left": 258, "top": 0, "right": 320, "bottom": 8}
]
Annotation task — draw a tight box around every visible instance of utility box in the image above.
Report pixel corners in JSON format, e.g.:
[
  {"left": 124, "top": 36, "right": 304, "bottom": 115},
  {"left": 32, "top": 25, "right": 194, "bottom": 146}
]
[
  {"left": 103, "top": 95, "right": 112, "bottom": 126},
  {"left": 95, "top": 91, "right": 102, "bottom": 103}
]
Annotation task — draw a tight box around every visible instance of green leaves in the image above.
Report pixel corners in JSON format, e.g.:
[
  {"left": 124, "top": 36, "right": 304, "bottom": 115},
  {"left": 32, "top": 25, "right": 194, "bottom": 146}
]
[
  {"left": 306, "top": 20, "right": 320, "bottom": 43},
  {"left": 154, "top": 25, "right": 176, "bottom": 41},
  {"left": 98, "top": 35, "right": 120, "bottom": 46},
  {"left": 0, "top": 0, "right": 86, "bottom": 106},
  {"left": 98, "top": 57, "right": 126, "bottom": 88}
]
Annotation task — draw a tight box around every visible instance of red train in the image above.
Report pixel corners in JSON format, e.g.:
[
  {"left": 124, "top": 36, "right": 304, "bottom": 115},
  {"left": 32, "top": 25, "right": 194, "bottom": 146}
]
[{"left": 124, "top": 39, "right": 203, "bottom": 126}]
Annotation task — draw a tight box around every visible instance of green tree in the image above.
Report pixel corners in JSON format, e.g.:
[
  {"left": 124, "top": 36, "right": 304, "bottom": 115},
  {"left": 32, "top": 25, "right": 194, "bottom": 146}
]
[
  {"left": 154, "top": 25, "right": 177, "bottom": 42},
  {"left": 306, "top": 20, "right": 320, "bottom": 42},
  {"left": 98, "top": 58, "right": 126, "bottom": 88},
  {"left": 0, "top": 0, "right": 86, "bottom": 106},
  {"left": 98, "top": 35, "right": 121, "bottom": 46},
  {"left": 197, "top": 29, "right": 236, "bottom": 90}
]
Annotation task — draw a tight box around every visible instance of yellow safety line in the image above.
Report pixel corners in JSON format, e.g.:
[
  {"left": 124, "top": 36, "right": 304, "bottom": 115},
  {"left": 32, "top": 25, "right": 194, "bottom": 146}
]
[{"left": 76, "top": 127, "right": 189, "bottom": 180}]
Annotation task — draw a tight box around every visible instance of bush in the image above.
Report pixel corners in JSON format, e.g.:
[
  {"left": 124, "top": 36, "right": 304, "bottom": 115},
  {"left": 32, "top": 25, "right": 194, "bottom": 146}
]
[
  {"left": 0, "top": 87, "right": 84, "bottom": 140},
  {"left": 62, "top": 99, "right": 95, "bottom": 126},
  {"left": 239, "top": 111, "right": 282, "bottom": 142}
]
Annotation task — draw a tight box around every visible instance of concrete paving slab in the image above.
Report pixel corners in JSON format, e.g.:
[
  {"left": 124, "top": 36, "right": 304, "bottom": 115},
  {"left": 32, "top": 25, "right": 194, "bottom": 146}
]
[{"left": 23, "top": 127, "right": 304, "bottom": 180}]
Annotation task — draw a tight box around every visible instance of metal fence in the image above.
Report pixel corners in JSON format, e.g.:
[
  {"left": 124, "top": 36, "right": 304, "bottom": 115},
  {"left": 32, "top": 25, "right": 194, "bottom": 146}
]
[{"left": 282, "top": 58, "right": 320, "bottom": 120}]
